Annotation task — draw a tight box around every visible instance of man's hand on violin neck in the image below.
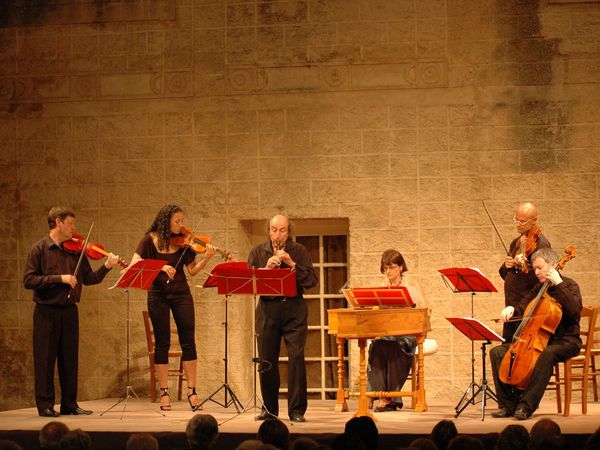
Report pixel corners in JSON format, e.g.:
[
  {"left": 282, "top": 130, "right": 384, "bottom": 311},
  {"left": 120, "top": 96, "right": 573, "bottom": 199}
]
[{"left": 104, "top": 253, "right": 120, "bottom": 269}]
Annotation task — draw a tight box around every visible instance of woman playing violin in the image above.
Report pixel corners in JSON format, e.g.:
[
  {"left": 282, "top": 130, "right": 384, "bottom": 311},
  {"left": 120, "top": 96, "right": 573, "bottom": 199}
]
[
  {"left": 130, "top": 204, "right": 216, "bottom": 411},
  {"left": 490, "top": 247, "right": 582, "bottom": 420},
  {"left": 498, "top": 202, "right": 551, "bottom": 341}
]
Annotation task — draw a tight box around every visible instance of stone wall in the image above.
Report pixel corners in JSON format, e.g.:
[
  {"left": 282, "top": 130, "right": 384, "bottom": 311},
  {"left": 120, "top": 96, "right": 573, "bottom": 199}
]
[{"left": 1, "top": 0, "right": 599, "bottom": 411}]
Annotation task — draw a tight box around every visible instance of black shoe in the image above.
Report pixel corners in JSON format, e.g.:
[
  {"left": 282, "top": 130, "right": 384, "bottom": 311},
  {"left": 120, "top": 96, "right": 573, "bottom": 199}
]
[
  {"left": 39, "top": 408, "right": 60, "bottom": 417},
  {"left": 491, "top": 407, "right": 514, "bottom": 418},
  {"left": 514, "top": 406, "right": 532, "bottom": 420},
  {"left": 289, "top": 411, "right": 306, "bottom": 422},
  {"left": 255, "top": 410, "right": 276, "bottom": 421},
  {"left": 374, "top": 404, "right": 397, "bottom": 412},
  {"left": 60, "top": 406, "right": 92, "bottom": 415}
]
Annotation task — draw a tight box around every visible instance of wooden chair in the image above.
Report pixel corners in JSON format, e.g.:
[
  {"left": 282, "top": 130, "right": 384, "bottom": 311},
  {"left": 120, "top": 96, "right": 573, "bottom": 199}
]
[
  {"left": 142, "top": 310, "right": 185, "bottom": 402},
  {"left": 547, "top": 305, "right": 598, "bottom": 416},
  {"left": 587, "top": 308, "right": 600, "bottom": 402}
]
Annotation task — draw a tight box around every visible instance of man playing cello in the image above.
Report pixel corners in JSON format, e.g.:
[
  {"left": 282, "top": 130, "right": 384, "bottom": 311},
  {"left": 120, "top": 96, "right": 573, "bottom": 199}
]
[{"left": 490, "top": 247, "right": 582, "bottom": 420}]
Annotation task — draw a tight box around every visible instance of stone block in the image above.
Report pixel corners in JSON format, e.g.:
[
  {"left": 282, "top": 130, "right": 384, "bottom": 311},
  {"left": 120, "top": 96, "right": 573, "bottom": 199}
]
[
  {"left": 311, "top": 180, "right": 364, "bottom": 204},
  {"left": 228, "top": 156, "right": 258, "bottom": 181},
  {"left": 311, "top": 131, "right": 361, "bottom": 155},
  {"left": 259, "top": 180, "right": 311, "bottom": 207},
  {"left": 308, "top": 0, "right": 360, "bottom": 22},
  {"left": 449, "top": 127, "right": 490, "bottom": 151},
  {"left": 364, "top": 129, "right": 416, "bottom": 155},
  {"left": 419, "top": 177, "right": 449, "bottom": 202},
  {"left": 417, "top": 17, "right": 447, "bottom": 42},
  {"left": 259, "top": 132, "right": 311, "bottom": 156},
  {"left": 341, "top": 154, "right": 389, "bottom": 178},
  {"left": 451, "top": 227, "right": 493, "bottom": 251},
  {"left": 286, "top": 24, "right": 336, "bottom": 46},
  {"left": 388, "top": 106, "right": 417, "bottom": 129},
  {"left": 128, "top": 137, "right": 163, "bottom": 160},
  {"left": 258, "top": 109, "right": 285, "bottom": 132},
  {"left": 339, "top": 105, "right": 387, "bottom": 130},
  {"left": 193, "top": 3, "right": 226, "bottom": 28},
  {"left": 419, "top": 152, "right": 450, "bottom": 177},
  {"left": 419, "top": 128, "right": 449, "bottom": 152},
  {"left": 419, "top": 202, "right": 450, "bottom": 228},
  {"left": 449, "top": 150, "right": 520, "bottom": 176},
  {"left": 450, "top": 177, "right": 493, "bottom": 202},
  {"left": 228, "top": 181, "right": 259, "bottom": 205},
  {"left": 257, "top": 1, "right": 308, "bottom": 25},
  {"left": 352, "top": 61, "right": 416, "bottom": 87},
  {"left": 287, "top": 155, "right": 340, "bottom": 179},
  {"left": 227, "top": 110, "right": 257, "bottom": 133},
  {"left": 259, "top": 157, "right": 286, "bottom": 179},
  {"left": 194, "top": 111, "right": 227, "bottom": 134},
  {"left": 287, "top": 107, "right": 338, "bottom": 131},
  {"left": 338, "top": 22, "right": 387, "bottom": 45},
  {"left": 360, "top": 178, "right": 418, "bottom": 203},
  {"left": 545, "top": 174, "right": 597, "bottom": 199},
  {"left": 308, "top": 45, "right": 362, "bottom": 64},
  {"left": 420, "top": 228, "right": 450, "bottom": 252}
]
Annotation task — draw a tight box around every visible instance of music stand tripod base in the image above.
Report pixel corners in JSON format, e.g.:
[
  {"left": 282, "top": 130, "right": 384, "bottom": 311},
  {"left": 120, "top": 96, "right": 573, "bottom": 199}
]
[
  {"left": 101, "top": 259, "right": 166, "bottom": 419},
  {"left": 446, "top": 317, "right": 503, "bottom": 421}
]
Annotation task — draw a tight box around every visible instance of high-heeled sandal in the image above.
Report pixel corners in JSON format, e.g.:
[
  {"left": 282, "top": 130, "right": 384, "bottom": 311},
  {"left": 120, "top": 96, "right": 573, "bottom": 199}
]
[
  {"left": 159, "top": 387, "right": 171, "bottom": 411},
  {"left": 187, "top": 387, "right": 202, "bottom": 411}
]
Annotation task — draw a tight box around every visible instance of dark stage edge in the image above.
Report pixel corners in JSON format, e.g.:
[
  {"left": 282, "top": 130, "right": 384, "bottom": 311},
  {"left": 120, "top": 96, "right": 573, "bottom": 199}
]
[{"left": 1, "top": 398, "right": 598, "bottom": 450}]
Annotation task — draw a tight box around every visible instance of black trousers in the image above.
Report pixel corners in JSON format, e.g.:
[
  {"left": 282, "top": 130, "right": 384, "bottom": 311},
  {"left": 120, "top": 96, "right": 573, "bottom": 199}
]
[
  {"left": 490, "top": 340, "right": 580, "bottom": 413},
  {"left": 148, "top": 290, "right": 197, "bottom": 364},
  {"left": 33, "top": 304, "right": 79, "bottom": 412},
  {"left": 368, "top": 340, "right": 412, "bottom": 404},
  {"left": 255, "top": 297, "right": 308, "bottom": 417}
]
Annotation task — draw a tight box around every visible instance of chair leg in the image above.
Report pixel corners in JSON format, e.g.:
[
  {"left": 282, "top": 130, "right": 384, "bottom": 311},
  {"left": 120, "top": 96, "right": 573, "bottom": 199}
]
[
  {"left": 554, "top": 364, "right": 562, "bottom": 414},
  {"left": 564, "top": 361, "right": 572, "bottom": 416},
  {"left": 591, "top": 356, "right": 598, "bottom": 402}
]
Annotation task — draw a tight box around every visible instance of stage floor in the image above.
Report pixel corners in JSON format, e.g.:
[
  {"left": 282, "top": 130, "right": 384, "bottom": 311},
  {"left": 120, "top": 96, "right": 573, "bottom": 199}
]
[{"left": 1, "top": 397, "right": 598, "bottom": 436}]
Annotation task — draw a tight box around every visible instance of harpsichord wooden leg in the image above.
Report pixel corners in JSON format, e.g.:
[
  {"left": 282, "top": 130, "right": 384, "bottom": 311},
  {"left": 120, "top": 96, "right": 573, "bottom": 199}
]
[{"left": 335, "top": 337, "right": 348, "bottom": 412}]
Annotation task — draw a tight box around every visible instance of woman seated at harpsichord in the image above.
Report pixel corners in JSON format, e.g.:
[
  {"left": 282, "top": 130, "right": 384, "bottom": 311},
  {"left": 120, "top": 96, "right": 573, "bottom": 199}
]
[{"left": 367, "top": 249, "right": 433, "bottom": 412}]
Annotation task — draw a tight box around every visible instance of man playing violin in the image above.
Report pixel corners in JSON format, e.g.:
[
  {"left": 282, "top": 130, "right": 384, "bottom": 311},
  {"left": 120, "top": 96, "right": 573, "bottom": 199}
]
[
  {"left": 248, "top": 214, "right": 318, "bottom": 422},
  {"left": 490, "top": 247, "right": 582, "bottom": 420},
  {"left": 23, "top": 207, "right": 121, "bottom": 417},
  {"left": 498, "top": 202, "right": 551, "bottom": 341}
]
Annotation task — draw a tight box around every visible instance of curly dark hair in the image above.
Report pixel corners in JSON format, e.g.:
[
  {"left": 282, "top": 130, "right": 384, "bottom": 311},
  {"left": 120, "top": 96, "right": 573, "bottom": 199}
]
[{"left": 147, "top": 204, "right": 183, "bottom": 251}]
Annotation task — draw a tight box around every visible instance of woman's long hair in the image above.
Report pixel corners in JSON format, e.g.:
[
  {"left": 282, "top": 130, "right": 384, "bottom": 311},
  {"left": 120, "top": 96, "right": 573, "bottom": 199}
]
[{"left": 146, "top": 204, "right": 182, "bottom": 251}]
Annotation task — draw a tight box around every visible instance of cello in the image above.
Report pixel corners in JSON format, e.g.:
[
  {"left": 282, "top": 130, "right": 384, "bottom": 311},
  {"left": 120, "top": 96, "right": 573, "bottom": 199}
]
[{"left": 498, "top": 246, "right": 577, "bottom": 388}]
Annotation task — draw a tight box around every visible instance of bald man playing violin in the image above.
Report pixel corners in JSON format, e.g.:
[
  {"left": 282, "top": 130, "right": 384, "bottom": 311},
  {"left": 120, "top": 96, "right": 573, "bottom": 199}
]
[
  {"left": 498, "top": 202, "right": 551, "bottom": 341},
  {"left": 23, "top": 207, "right": 121, "bottom": 417},
  {"left": 490, "top": 247, "right": 582, "bottom": 420}
]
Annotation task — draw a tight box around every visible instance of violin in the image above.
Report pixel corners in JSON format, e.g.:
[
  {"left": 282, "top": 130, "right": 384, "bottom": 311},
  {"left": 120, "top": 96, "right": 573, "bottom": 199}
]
[
  {"left": 63, "top": 233, "right": 128, "bottom": 268},
  {"left": 498, "top": 246, "right": 576, "bottom": 388},
  {"left": 514, "top": 226, "right": 542, "bottom": 273},
  {"left": 170, "top": 226, "right": 232, "bottom": 261}
]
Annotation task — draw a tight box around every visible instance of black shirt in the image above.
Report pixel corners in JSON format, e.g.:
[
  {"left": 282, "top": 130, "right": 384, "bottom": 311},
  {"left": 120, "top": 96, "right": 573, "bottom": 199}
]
[
  {"left": 23, "top": 235, "right": 111, "bottom": 305},
  {"left": 248, "top": 238, "right": 318, "bottom": 299}
]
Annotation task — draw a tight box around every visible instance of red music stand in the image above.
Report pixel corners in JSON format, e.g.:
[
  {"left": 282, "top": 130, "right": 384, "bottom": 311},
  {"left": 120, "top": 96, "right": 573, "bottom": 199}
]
[
  {"left": 447, "top": 318, "right": 504, "bottom": 420},
  {"left": 438, "top": 267, "right": 497, "bottom": 420},
  {"left": 342, "top": 286, "right": 414, "bottom": 308},
  {"left": 201, "top": 261, "right": 297, "bottom": 419},
  {"left": 102, "top": 259, "right": 164, "bottom": 418}
]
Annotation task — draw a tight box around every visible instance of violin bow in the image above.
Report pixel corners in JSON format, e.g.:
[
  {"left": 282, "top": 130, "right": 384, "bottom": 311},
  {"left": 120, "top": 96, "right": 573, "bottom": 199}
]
[
  {"left": 68, "top": 222, "right": 94, "bottom": 299},
  {"left": 482, "top": 201, "right": 511, "bottom": 256}
]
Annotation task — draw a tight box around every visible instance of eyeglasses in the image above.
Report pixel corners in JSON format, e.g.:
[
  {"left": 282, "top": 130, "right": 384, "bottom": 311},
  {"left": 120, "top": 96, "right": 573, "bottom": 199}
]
[{"left": 513, "top": 216, "right": 536, "bottom": 225}]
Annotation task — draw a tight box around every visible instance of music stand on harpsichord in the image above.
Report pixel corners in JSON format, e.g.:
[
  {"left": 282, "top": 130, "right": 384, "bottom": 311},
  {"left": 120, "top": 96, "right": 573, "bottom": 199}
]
[
  {"left": 447, "top": 317, "right": 503, "bottom": 420},
  {"left": 438, "top": 267, "right": 498, "bottom": 419},
  {"left": 201, "top": 261, "right": 297, "bottom": 421},
  {"left": 101, "top": 258, "right": 165, "bottom": 419}
]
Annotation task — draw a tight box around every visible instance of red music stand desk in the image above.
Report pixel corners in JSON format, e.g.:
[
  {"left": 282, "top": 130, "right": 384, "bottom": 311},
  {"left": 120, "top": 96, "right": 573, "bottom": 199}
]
[
  {"left": 200, "top": 261, "right": 297, "bottom": 416},
  {"left": 447, "top": 317, "right": 504, "bottom": 421},
  {"left": 103, "top": 258, "right": 164, "bottom": 418}
]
